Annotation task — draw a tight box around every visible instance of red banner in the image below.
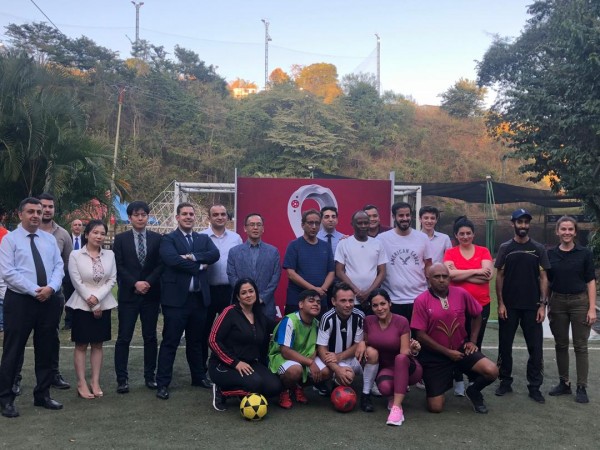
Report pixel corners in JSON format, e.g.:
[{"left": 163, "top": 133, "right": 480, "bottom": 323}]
[{"left": 236, "top": 177, "right": 392, "bottom": 318}]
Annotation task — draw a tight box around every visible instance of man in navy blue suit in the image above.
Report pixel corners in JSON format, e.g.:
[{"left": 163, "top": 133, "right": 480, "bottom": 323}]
[
  {"left": 155, "top": 203, "right": 219, "bottom": 400},
  {"left": 113, "top": 201, "right": 163, "bottom": 394}
]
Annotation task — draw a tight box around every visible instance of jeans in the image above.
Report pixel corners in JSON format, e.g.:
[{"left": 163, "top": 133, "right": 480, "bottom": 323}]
[{"left": 548, "top": 292, "right": 591, "bottom": 387}]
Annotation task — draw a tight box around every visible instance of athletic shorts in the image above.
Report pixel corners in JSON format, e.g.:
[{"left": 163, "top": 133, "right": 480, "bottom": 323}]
[
  {"left": 314, "top": 356, "right": 363, "bottom": 375},
  {"left": 277, "top": 358, "right": 327, "bottom": 376},
  {"left": 419, "top": 348, "right": 486, "bottom": 398}
]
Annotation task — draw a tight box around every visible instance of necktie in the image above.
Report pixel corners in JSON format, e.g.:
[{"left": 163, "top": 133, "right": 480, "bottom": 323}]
[
  {"left": 327, "top": 233, "right": 333, "bottom": 254},
  {"left": 29, "top": 233, "right": 48, "bottom": 286},
  {"left": 74, "top": 236, "right": 80, "bottom": 250},
  {"left": 186, "top": 234, "right": 200, "bottom": 291},
  {"left": 137, "top": 233, "right": 146, "bottom": 265}
]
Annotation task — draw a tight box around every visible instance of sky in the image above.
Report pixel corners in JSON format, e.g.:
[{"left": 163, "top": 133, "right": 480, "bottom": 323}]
[{"left": 0, "top": 0, "right": 533, "bottom": 105}]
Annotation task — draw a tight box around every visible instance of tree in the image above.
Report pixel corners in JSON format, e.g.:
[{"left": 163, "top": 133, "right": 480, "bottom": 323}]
[
  {"left": 439, "top": 78, "right": 487, "bottom": 118},
  {"left": 0, "top": 53, "right": 113, "bottom": 210},
  {"left": 477, "top": 0, "right": 600, "bottom": 219},
  {"left": 269, "top": 68, "right": 291, "bottom": 86},
  {"left": 294, "top": 63, "right": 342, "bottom": 104}
]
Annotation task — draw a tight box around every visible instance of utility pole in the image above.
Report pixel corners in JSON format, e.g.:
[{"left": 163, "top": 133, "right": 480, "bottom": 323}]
[
  {"left": 375, "top": 33, "right": 381, "bottom": 96},
  {"left": 261, "top": 19, "right": 272, "bottom": 90},
  {"left": 112, "top": 87, "right": 126, "bottom": 197},
  {"left": 131, "top": 2, "right": 144, "bottom": 44}
]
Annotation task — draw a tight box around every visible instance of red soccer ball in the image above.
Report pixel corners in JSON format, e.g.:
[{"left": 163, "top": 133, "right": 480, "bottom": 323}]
[{"left": 330, "top": 386, "right": 357, "bottom": 413}]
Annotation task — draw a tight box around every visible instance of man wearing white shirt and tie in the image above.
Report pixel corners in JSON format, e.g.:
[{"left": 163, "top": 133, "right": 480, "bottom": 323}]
[{"left": 71, "top": 220, "right": 83, "bottom": 250}]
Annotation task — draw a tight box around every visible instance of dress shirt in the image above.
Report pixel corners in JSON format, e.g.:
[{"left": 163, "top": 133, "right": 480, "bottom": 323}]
[
  {"left": 72, "top": 234, "right": 82, "bottom": 250},
  {"left": 200, "top": 226, "right": 242, "bottom": 285},
  {"left": 428, "top": 230, "right": 452, "bottom": 264},
  {"left": 317, "top": 229, "right": 344, "bottom": 255},
  {"left": 0, "top": 225, "right": 64, "bottom": 296}
]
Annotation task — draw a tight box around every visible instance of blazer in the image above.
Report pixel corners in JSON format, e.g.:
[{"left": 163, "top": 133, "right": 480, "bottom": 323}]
[
  {"left": 66, "top": 247, "right": 118, "bottom": 311},
  {"left": 227, "top": 241, "right": 281, "bottom": 320},
  {"left": 159, "top": 229, "right": 220, "bottom": 307},
  {"left": 113, "top": 229, "right": 163, "bottom": 303}
]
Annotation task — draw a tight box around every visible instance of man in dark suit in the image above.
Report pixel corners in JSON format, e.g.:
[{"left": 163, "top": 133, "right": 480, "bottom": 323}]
[
  {"left": 155, "top": 202, "right": 219, "bottom": 400},
  {"left": 113, "top": 201, "right": 163, "bottom": 394},
  {"left": 227, "top": 213, "right": 281, "bottom": 320}
]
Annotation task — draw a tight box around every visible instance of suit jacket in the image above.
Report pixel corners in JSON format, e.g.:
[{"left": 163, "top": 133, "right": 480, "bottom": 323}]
[
  {"left": 66, "top": 247, "right": 118, "bottom": 311},
  {"left": 227, "top": 241, "right": 281, "bottom": 320},
  {"left": 114, "top": 229, "right": 163, "bottom": 303},
  {"left": 160, "top": 229, "right": 219, "bottom": 307}
]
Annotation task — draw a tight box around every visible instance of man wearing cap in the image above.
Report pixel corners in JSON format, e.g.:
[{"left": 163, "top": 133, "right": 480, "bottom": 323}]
[{"left": 494, "top": 209, "right": 550, "bottom": 403}]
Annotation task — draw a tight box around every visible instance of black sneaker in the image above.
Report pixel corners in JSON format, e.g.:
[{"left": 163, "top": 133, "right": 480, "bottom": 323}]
[
  {"left": 528, "top": 389, "right": 545, "bottom": 404},
  {"left": 575, "top": 385, "right": 589, "bottom": 404},
  {"left": 549, "top": 379, "right": 572, "bottom": 396},
  {"left": 360, "top": 393, "right": 374, "bottom": 412},
  {"left": 212, "top": 384, "right": 227, "bottom": 411},
  {"left": 494, "top": 383, "right": 513, "bottom": 396},
  {"left": 465, "top": 385, "right": 488, "bottom": 414},
  {"left": 313, "top": 381, "right": 330, "bottom": 397}
]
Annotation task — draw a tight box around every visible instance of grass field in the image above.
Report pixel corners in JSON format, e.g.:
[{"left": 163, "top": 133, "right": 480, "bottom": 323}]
[{"left": 1, "top": 315, "right": 599, "bottom": 449}]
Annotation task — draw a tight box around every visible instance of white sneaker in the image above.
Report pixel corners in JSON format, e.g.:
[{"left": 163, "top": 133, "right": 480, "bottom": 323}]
[
  {"left": 415, "top": 380, "right": 425, "bottom": 390},
  {"left": 454, "top": 380, "right": 466, "bottom": 397},
  {"left": 371, "top": 384, "right": 382, "bottom": 397}
]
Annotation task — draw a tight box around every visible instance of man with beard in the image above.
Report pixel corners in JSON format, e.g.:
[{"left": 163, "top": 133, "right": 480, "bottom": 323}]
[
  {"left": 11, "top": 193, "right": 72, "bottom": 396},
  {"left": 378, "top": 202, "right": 433, "bottom": 321},
  {"left": 494, "top": 209, "right": 550, "bottom": 403}
]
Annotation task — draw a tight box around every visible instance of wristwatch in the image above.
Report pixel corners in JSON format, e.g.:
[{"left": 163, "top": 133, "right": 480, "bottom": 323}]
[{"left": 537, "top": 298, "right": 549, "bottom": 306}]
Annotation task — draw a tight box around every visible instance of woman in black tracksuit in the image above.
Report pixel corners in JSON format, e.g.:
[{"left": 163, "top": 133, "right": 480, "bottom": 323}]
[{"left": 209, "top": 278, "right": 281, "bottom": 410}]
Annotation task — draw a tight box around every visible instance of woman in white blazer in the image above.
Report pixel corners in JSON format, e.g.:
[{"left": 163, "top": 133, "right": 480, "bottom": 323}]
[{"left": 67, "top": 220, "right": 117, "bottom": 399}]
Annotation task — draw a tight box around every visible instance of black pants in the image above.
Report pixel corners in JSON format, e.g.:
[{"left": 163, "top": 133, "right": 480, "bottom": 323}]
[
  {"left": 14, "top": 289, "right": 65, "bottom": 384},
  {"left": 456, "top": 303, "right": 491, "bottom": 382},
  {"left": 209, "top": 360, "right": 281, "bottom": 398},
  {"left": 0, "top": 290, "right": 61, "bottom": 403},
  {"left": 114, "top": 296, "right": 160, "bottom": 383},
  {"left": 202, "top": 285, "right": 232, "bottom": 369},
  {"left": 156, "top": 293, "right": 207, "bottom": 388},
  {"left": 497, "top": 307, "right": 543, "bottom": 388}
]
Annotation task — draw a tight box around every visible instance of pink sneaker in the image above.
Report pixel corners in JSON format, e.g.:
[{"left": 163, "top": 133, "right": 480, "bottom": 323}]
[{"left": 386, "top": 405, "right": 404, "bottom": 426}]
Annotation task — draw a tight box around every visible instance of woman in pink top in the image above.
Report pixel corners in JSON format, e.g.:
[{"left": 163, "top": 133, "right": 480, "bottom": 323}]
[{"left": 356, "top": 289, "right": 422, "bottom": 427}]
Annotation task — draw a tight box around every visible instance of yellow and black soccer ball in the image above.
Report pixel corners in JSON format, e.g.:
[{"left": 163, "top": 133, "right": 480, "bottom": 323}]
[{"left": 240, "top": 393, "right": 268, "bottom": 421}]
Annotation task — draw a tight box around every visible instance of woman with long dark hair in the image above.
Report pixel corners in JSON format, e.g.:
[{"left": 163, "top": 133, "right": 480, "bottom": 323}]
[{"left": 208, "top": 278, "right": 281, "bottom": 411}]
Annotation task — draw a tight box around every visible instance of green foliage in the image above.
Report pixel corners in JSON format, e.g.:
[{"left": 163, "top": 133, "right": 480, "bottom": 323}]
[
  {"left": 439, "top": 78, "right": 487, "bottom": 118},
  {"left": 477, "top": 0, "right": 600, "bottom": 220}
]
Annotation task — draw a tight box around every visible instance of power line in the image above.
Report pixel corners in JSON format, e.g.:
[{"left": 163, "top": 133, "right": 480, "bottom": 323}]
[{"left": 29, "top": 0, "right": 63, "bottom": 35}]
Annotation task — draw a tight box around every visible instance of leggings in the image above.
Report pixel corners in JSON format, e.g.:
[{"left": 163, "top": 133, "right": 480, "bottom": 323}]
[
  {"left": 376, "top": 354, "right": 423, "bottom": 396},
  {"left": 209, "top": 361, "right": 282, "bottom": 398}
]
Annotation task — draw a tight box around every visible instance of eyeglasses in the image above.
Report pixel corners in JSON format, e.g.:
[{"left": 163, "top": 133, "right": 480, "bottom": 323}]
[
  {"left": 302, "top": 297, "right": 321, "bottom": 304},
  {"left": 304, "top": 221, "right": 321, "bottom": 227}
]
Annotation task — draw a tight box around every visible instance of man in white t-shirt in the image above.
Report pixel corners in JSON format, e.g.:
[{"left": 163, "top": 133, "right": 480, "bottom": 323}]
[
  {"left": 419, "top": 206, "right": 452, "bottom": 263},
  {"left": 335, "top": 210, "right": 387, "bottom": 309},
  {"left": 378, "top": 202, "right": 433, "bottom": 321}
]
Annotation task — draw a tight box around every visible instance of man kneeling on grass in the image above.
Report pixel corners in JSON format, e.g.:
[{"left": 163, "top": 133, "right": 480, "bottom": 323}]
[
  {"left": 411, "top": 263, "right": 498, "bottom": 414},
  {"left": 269, "top": 289, "right": 331, "bottom": 409}
]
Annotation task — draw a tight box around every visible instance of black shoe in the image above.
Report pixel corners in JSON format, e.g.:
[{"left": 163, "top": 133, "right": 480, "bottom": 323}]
[
  {"left": 1, "top": 402, "right": 19, "bottom": 418},
  {"left": 466, "top": 385, "right": 488, "bottom": 414},
  {"left": 575, "top": 385, "right": 589, "bottom": 404},
  {"left": 145, "top": 380, "right": 158, "bottom": 390},
  {"left": 528, "top": 389, "right": 545, "bottom": 404},
  {"left": 360, "top": 393, "right": 374, "bottom": 412},
  {"left": 12, "top": 379, "right": 21, "bottom": 397},
  {"left": 116, "top": 381, "right": 130, "bottom": 394},
  {"left": 156, "top": 386, "right": 169, "bottom": 400},
  {"left": 313, "top": 381, "right": 330, "bottom": 397},
  {"left": 549, "top": 379, "right": 572, "bottom": 396},
  {"left": 51, "top": 374, "right": 71, "bottom": 390},
  {"left": 212, "top": 384, "right": 227, "bottom": 412},
  {"left": 191, "top": 378, "right": 212, "bottom": 389},
  {"left": 494, "top": 383, "right": 513, "bottom": 396},
  {"left": 33, "top": 397, "right": 63, "bottom": 410}
]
